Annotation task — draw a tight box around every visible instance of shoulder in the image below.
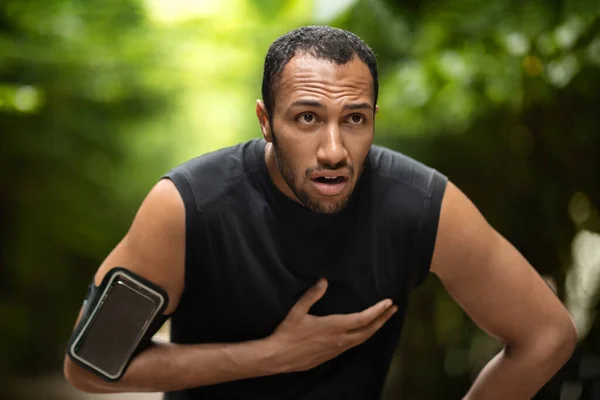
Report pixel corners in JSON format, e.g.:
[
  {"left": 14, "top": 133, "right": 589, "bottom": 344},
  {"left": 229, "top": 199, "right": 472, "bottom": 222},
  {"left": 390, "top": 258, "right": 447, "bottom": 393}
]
[
  {"left": 164, "top": 139, "right": 261, "bottom": 211},
  {"left": 367, "top": 145, "right": 449, "bottom": 287},
  {"left": 368, "top": 144, "right": 447, "bottom": 211}
]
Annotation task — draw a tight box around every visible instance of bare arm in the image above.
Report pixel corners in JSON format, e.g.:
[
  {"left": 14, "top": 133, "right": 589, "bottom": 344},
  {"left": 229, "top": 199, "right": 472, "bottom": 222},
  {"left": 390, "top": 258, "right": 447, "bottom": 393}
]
[
  {"left": 430, "top": 182, "right": 577, "bottom": 400},
  {"left": 63, "top": 179, "right": 276, "bottom": 393},
  {"left": 65, "top": 333, "right": 281, "bottom": 393},
  {"left": 64, "top": 179, "right": 397, "bottom": 394}
]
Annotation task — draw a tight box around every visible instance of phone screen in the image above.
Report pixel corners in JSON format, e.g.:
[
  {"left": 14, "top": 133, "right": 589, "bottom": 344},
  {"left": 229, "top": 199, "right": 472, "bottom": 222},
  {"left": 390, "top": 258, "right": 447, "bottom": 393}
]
[{"left": 74, "top": 279, "right": 159, "bottom": 378}]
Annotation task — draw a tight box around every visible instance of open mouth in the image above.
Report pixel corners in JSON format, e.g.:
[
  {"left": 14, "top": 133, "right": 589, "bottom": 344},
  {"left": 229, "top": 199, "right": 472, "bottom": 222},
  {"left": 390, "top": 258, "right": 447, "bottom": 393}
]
[
  {"left": 310, "top": 175, "right": 349, "bottom": 196},
  {"left": 312, "top": 176, "right": 347, "bottom": 184}
]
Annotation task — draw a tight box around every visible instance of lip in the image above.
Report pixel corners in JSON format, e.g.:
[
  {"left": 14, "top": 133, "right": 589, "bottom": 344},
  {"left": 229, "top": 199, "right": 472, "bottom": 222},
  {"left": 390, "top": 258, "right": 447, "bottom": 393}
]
[
  {"left": 310, "top": 170, "right": 350, "bottom": 180},
  {"left": 310, "top": 178, "right": 348, "bottom": 196}
]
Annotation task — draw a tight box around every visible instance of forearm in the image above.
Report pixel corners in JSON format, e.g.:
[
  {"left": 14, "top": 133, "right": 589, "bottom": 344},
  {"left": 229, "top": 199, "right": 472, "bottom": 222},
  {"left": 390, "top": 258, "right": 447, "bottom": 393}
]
[
  {"left": 464, "top": 335, "right": 576, "bottom": 399},
  {"left": 64, "top": 338, "right": 278, "bottom": 393}
]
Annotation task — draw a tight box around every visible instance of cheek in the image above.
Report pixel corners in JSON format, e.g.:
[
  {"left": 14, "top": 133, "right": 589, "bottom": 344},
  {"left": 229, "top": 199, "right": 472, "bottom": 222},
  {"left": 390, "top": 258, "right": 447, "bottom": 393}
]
[
  {"left": 278, "top": 127, "right": 318, "bottom": 170},
  {"left": 346, "top": 135, "right": 373, "bottom": 163},
  {"left": 278, "top": 142, "right": 310, "bottom": 178}
]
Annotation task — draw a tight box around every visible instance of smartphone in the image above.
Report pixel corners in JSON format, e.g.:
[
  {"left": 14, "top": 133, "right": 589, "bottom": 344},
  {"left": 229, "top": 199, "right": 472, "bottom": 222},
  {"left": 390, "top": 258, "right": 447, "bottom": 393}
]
[{"left": 68, "top": 269, "right": 166, "bottom": 381}]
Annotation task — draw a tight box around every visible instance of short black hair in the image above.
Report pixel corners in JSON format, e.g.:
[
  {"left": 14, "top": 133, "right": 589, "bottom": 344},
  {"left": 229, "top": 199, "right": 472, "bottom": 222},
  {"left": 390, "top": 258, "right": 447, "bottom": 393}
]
[{"left": 261, "top": 25, "right": 378, "bottom": 119}]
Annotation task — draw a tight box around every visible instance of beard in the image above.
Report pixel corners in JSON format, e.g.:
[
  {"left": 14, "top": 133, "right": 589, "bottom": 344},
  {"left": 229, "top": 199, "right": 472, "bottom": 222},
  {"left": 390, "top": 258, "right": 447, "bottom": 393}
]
[{"left": 271, "top": 130, "right": 363, "bottom": 214}]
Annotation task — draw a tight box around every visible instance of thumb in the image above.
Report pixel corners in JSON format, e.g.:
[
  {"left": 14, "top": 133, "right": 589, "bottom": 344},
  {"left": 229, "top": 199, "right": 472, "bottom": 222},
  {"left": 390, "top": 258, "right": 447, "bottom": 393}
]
[{"left": 289, "top": 278, "right": 328, "bottom": 317}]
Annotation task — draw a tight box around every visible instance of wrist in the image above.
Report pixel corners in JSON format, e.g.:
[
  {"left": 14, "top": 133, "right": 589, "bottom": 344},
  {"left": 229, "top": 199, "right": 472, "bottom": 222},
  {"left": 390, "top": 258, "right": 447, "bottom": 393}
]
[
  {"left": 221, "top": 336, "right": 285, "bottom": 379},
  {"left": 254, "top": 335, "right": 287, "bottom": 376}
]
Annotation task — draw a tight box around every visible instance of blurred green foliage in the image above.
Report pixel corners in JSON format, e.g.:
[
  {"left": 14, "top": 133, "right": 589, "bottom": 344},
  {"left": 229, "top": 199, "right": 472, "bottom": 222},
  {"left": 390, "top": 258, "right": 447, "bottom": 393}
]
[{"left": 1, "top": 0, "right": 599, "bottom": 399}]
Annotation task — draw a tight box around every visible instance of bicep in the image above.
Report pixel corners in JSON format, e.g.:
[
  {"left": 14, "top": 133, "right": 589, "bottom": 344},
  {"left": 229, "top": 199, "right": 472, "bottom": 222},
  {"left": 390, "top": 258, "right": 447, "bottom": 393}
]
[
  {"left": 430, "top": 182, "right": 572, "bottom": 346},
  {"left": 93, "top": 178, "right": 185, "bottom": 316}
]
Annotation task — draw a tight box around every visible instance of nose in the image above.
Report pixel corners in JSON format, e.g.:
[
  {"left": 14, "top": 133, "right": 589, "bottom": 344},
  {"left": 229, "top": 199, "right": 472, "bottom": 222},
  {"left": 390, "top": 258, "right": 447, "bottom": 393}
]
[{"left": 317, "top": 123, "right": 348, "bottom": 167}]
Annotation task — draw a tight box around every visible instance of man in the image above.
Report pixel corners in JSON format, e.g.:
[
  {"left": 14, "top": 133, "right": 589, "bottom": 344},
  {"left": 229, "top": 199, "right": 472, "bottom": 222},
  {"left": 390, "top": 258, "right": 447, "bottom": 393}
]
[{"left": 64, "top": 26, "right": 577, "bottom": 399}]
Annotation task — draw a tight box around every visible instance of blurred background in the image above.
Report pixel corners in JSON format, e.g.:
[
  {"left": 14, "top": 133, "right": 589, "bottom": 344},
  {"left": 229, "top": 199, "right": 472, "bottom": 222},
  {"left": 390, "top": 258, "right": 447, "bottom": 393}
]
[{"left": 1, "top": 0, "right": 599, "bottom": 399}]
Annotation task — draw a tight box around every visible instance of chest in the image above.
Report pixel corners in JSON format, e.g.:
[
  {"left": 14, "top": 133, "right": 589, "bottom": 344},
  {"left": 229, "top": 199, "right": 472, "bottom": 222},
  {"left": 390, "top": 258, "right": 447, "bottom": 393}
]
[{"left": 190, "top": 206, "right": 414, "bottom": 343}]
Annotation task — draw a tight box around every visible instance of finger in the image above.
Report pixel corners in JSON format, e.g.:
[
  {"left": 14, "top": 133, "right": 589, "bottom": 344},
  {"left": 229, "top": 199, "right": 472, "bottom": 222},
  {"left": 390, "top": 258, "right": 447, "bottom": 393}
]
[
  {"left": 289, "top": 278, "right": 328, "bottom": 317},
  {"left": 348, "top": 305, "right": 398, "bottom": 341},
  {"left": 326, "top": 298, "right": 393, "bottom": 331}
]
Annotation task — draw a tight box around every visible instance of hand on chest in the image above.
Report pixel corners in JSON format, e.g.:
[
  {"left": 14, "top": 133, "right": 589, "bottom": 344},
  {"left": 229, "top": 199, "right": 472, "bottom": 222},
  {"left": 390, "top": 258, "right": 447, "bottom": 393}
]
[
  {"left": 211, "top": 244, "right": 401, "bottom": 342},
  {"left": 204, "top": 210, "right": 406, "bottom": 342}
]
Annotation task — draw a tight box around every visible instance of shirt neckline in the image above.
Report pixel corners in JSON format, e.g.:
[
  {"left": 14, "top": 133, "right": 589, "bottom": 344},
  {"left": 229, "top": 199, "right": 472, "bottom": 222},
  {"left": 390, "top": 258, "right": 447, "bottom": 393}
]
[{"left": 252, "top": 138, "right": 370, "bottom": 226}]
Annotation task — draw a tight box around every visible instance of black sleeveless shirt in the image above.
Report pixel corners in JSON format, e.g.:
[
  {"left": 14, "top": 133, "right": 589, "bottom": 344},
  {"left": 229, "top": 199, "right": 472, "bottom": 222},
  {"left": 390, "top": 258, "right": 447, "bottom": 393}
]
[{"left": 163, "top": 138, "right": 447, "bottom": 400}]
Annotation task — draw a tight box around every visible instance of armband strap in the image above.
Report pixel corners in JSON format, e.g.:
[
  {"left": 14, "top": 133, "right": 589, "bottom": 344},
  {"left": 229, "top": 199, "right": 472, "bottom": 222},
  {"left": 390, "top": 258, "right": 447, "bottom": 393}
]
[{"left": 66, "top": 267, "right": 169, "bottom": 381}]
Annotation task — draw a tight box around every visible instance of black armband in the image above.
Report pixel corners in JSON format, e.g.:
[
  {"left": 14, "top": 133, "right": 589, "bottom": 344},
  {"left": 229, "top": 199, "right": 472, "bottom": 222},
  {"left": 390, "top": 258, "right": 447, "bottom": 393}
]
[{"left": 66, "top": 267, "right": 169, "bottom": 381}]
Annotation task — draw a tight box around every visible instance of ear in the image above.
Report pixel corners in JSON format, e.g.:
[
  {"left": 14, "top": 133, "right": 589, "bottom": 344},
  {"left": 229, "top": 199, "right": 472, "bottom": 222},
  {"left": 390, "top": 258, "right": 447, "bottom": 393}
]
[
  {"left": 256, "top": 100, "right": 272, "bottom": 143},
  {"left": 375, "top": 105, "right": 379, "bottom": 116}
]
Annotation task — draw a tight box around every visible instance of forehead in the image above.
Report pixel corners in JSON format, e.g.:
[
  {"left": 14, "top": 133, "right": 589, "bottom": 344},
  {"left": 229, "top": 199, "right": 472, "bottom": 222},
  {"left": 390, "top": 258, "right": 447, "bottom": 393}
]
[{"left": 274, "top": 53, "right": 373, "bottom": 110}]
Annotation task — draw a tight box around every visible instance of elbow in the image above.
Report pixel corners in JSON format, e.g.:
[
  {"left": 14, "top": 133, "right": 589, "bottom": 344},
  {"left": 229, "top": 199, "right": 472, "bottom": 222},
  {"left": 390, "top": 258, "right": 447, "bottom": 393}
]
[
  {"left": 527, "top": 314, "right": 578, "bottom": 365},
  {"left": 554, "top": 314, "right": 578, "bottom": 360},
  {"left": 63, "top": 355, "right": 106, "bottom": 394},
  {"left": 63, "top": 356, "right": 89, "bottom": 392},
  {"left": 506, "top": 314, "right": 578, "bottom": 367}
]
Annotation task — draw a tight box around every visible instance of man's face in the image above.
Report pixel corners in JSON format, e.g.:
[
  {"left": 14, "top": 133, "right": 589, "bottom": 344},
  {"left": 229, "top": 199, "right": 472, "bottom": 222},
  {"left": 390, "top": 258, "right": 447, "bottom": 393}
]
[{"left": 258, "top": 53, "right": 376, "bottom": 214}]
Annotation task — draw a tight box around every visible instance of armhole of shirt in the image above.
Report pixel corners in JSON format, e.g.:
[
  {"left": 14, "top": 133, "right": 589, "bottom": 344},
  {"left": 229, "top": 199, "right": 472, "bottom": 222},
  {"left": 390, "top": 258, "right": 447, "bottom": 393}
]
[
  {"left": 161, "top": 168, "right": 201, "bottom": 299},
  {"left": 413, "top": 170, "right": 448, "bottom": 288}
]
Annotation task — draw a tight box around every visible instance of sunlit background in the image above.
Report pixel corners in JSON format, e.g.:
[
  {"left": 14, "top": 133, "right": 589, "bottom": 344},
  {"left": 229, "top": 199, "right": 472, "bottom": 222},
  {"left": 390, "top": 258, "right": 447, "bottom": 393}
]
[{"left": 1, "top": 0, "right": 600, "bottom": 399}]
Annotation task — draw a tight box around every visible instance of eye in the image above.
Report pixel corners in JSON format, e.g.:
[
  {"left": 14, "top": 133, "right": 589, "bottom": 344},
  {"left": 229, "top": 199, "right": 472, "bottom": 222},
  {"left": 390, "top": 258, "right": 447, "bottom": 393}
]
[
  {"left": 296, "top": 113, "right": 318, "bottom": 124},
  {"left": 347, "top": 114, "right": 366, "bottom": 124}
]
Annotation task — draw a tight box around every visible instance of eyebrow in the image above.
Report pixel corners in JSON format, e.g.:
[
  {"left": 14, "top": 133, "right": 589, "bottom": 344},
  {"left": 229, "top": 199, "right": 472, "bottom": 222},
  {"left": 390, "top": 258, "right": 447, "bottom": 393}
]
[
  {"left": 344, "top": 102, "right": 373, "bottom": 111},
  {"left": 288, "top": 100, "right": 373, "bottom": 111}
]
